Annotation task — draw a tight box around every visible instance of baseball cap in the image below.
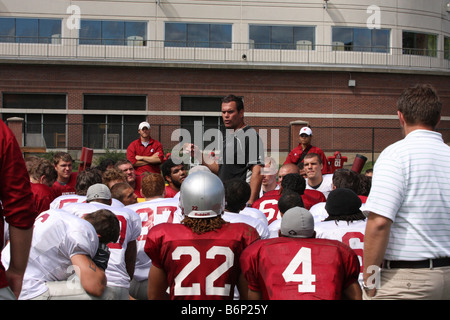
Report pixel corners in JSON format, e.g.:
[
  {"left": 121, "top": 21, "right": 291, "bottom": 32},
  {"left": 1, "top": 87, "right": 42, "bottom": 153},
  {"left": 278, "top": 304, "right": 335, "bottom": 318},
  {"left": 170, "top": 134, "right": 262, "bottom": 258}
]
[
  {"left": 325, "top": 188, "right": 362, "bottom": 217},
  {"left": 299, "top": 127, "right": 312, "bottom": 136},
  {"left": 138, "top": 121, "right": 150, "bottom": 130},
  {"left": 280, "top": 206, "right": 314, "bottom": 238},
  {"left": 86, "top": 183, "right": 112, "bottom": 202}
]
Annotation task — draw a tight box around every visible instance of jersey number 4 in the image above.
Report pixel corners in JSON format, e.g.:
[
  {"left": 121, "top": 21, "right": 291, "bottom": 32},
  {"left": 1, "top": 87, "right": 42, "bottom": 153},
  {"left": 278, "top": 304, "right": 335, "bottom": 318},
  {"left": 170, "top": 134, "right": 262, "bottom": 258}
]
[
  {"left": 172, "top": 246, "right": 234, "bottom": 297},
  {"left": 282, "top": 247, "right": 316, "bottom": 293}
]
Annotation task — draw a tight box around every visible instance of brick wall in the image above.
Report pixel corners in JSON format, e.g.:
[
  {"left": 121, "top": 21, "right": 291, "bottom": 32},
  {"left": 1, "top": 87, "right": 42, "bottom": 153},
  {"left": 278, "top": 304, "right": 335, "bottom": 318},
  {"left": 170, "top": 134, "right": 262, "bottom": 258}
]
[{"left": 0, "top": 63, "right": 449, "bottom": 159}]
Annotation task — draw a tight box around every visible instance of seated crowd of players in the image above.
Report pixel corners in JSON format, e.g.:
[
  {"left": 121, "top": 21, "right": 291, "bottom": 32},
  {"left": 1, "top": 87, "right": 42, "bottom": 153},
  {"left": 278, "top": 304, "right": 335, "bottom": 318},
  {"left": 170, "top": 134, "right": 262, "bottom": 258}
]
[{"left": 2, "top": 151, "right": 371, "bottom": 300}]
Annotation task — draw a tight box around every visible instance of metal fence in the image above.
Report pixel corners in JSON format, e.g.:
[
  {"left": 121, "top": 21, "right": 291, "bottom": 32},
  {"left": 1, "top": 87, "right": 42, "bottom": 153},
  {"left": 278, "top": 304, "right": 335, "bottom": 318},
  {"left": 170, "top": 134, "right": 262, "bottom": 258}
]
[
  {"left": 1, "top": 37, "right": 449, "bottom": 71},
  {"left": 18, "top": 121, "right": 450, "bottom": 166}
]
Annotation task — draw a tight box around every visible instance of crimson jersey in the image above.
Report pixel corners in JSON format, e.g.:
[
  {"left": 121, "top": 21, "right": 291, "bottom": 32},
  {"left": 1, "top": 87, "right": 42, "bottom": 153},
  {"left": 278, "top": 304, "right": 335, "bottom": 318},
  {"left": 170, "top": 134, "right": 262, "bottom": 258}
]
[
  {"left": 252, "top": 190, "right": 326, "bottom": 224},
  {"left": 51, "top": 172, "right": 78, "bottom": 197},
  {"left": 30, "top": 183, "right": 55, "bottom": 214},
  {"left": 240, "top": 237, "right": 360, "bottom": 300},
  {"left": 145, "top": 222, "right": 260, "bottom": 300}
]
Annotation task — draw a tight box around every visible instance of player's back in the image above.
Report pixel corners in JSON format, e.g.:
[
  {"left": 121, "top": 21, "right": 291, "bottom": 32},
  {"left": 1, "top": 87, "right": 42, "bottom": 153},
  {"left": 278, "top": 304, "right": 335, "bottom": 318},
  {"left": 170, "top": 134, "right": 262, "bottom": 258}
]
[
  {"left": 126, "top": 198, "right": 182, "bottom": 282},
  {"left": 145, "top": 221, "right": 260, "bottom": 300},
  {"left": 240, "top": 237, "right": 360, "bottom": 300}
]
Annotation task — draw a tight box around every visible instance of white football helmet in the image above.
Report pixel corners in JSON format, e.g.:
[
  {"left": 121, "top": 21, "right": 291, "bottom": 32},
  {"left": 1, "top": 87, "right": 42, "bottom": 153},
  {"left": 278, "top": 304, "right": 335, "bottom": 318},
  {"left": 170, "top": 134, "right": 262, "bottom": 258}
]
[{"left": 179, "top": 171, "right": 225, "bottom": 218}]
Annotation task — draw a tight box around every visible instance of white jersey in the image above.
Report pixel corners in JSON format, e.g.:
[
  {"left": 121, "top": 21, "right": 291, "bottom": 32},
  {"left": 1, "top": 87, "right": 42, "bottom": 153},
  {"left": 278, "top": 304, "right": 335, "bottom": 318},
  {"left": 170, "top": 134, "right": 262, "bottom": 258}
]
[
  {"left": 222, "top": 211, "right": 270, "bottom": 239},
  {"left": 315, "top": 219, "right": 367, "bottom": 284},
  {"left": 309, "top": 201, "right": 367, "bottom": 224},
  {"left": 50, "top": 194, "right": 124, "bottom": 210},
  {"left": 126, "top": 197, "right": 183, "bottom": 281},
  {"left": 62, "top": 202, "right": 141, "bottom": 289},
  {"left": 267, "top": 219, "right": 281, "bottom": 239},
  {"left": 240, "top": 207, "right": 268, "bottom": 226},
  {"left": 306, "top": 173, "right": 333, "bottom": 198},
  {"left": 1, "top": 210, "right": 99, "bottom": 300}
]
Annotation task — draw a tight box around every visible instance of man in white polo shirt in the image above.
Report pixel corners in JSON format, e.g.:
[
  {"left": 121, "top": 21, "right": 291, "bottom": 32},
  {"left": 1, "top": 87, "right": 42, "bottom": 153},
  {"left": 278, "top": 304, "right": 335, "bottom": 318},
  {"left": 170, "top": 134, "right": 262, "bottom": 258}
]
[{"left": 362, "top": 84, "right": 450, "bottom": 300}]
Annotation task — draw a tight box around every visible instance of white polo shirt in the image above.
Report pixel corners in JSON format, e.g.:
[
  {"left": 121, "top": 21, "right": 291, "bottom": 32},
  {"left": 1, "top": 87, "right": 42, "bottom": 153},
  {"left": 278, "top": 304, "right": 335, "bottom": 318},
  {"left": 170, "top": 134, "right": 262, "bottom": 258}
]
[{"left": 364, "top": 129, "right": 450, "bottom": 261}]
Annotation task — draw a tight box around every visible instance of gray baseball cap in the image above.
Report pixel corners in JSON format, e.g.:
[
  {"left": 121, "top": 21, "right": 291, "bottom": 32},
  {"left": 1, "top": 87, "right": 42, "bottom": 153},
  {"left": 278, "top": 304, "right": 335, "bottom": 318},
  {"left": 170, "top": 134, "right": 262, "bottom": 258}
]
[
  {"left": 86, "top": 183, "right": 111, "bottom": 202},
  {"left": 280, "top": 206, "right": 315, "bottom": 238}
]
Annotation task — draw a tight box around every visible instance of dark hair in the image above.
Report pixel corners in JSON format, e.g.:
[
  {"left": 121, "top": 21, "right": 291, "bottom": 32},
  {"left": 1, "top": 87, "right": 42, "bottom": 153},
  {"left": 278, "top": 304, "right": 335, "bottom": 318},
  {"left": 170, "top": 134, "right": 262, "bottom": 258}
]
[
  {"left": 110, "top": 182, "right": 133, "bottom": 202},
  {"left": 397, "top": 84, "right": 442, "bottom": 129},
  {"left": 358, "top": 174, "right": 372, "bottom": 197},
  {"left": 278, "top": 191, "right": 304, "bottom": 214},
  {"left": 332, "top": 169, "right": 360, "bottom": 194},
  {"left": 97, "top": 158, "right": 116, "bottom": 173},
  {"left": 222, "top": 94, "right": 244, "bottom": 111},
  {"left": 84, "top": 209, "right": 120, "bottom": 244},
  {"left": 304, "top": 152, "right": 322, "bottom": 165},
  {"left": 281, "top": 173, "right": 306, "bottom": 195},
  {"left": 75, "top": 168, "right": 103, "bottom": 195},
  {"left": 161, "top": 158, "right": 185, "bottom": 182},
  {"left": 181, "top": 216, "right": 228, "bottom": 235},
  {"left": 224, "top": 178, "right": 251, "bottom": 213},
  {"left": 52, "top": 152, "right": 73, "bottom": 166}
]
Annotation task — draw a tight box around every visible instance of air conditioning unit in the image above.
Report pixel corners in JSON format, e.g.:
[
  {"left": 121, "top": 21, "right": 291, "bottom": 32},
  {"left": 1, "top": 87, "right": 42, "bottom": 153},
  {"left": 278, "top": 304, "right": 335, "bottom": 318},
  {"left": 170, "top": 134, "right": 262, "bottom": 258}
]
[
  {"left": 103, "top": 134, "right": 120, "bottom": 149},
  {"left": 296, "top": 40, "right": 312, "bottom": 50},
  {"left": 332, "top": 41, "right": 345, "bottom": 51},
  {"left": 127, "top": 35, "right": 144, "bottom": 46},
  {"left": 51, "top": 34, "right": 61, "bottom": 44}
]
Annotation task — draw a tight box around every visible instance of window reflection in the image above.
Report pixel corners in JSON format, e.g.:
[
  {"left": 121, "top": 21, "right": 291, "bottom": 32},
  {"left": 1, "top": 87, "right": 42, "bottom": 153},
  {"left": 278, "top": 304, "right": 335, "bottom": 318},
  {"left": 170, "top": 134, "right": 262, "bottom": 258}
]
[
  {"left": 165, "top": 22, "right": 232, "bottom": 48},
  {"left": 249, "top": 25, "right": 315, "bottom": 50}
]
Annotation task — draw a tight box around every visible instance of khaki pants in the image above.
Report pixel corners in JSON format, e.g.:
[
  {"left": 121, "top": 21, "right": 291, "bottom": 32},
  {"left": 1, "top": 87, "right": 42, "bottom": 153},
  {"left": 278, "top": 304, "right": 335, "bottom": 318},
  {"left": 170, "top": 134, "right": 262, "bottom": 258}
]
[{"left": 363, "top": 266, "right": 450, "bottom": 300}]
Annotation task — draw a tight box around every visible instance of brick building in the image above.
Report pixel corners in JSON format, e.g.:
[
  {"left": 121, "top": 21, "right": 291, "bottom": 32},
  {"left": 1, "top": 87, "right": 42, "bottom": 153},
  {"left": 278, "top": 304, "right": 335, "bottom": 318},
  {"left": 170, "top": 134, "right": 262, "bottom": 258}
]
[{"left": 1, "top": 0, "right": 449, "bottom": 165}]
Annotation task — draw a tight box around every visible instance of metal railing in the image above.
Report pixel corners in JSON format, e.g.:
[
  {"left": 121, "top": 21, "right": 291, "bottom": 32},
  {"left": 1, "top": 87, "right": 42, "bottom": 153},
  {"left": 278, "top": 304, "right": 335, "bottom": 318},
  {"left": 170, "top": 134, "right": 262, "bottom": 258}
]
[
  {"left": 0, "top": 37, "right": 449, "bottom": 71},
  {"left": 16, "top": 121, "right": 450, "bottom": 166}
]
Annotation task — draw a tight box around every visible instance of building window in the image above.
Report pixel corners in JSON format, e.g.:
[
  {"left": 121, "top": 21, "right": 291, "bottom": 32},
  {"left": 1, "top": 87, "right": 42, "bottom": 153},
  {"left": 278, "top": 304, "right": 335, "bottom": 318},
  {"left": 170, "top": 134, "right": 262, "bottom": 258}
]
[
  {"left": 1, "top": 93, "right": 67, "bottom": 148},
  {"left": 79, "top": 20, "right": 147, "bottom": 46},
  {"left": 332, "top": 27, "right": 390, "bottom": 52},
  {"left": 2, "top": 113, "right": 66, "bottom": 148},
  {"left": 402, "top": 31, "right": 437, "bottom": 57},
  {"left": 249, "top": 25, "right": 315, "bottom": 50},
  {"left": 444, "top": 37, "right": 450, "bottom": 60},
  {"left": 2, "top": 93, "right": 66, "bottom": 109},
  {"left": 165, "top": 23, "right": 232, "bottom": 48},
  {"left": 83, "top": 115, "right": 146, "bottom": 149},
  {"left": 0, "top": 17, "right": 61, "bottom": 43},
  {"left": 83, "top": 94, "right": 147, "bottom": 149}
]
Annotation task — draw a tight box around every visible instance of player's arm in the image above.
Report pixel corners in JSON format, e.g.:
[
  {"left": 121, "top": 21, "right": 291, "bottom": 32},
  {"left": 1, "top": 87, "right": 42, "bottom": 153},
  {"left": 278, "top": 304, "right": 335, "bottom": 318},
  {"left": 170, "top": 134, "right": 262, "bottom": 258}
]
[
  {"left": 248, "top": 165, "right": 264, "bottom": 205},
  {"left": 342, "top": 281, "right": 362, "bottom": 300},
  {"left": 125, "top": 240, "right": 137, "bottom": 279},
  {"left": 6, "top": 226, "right": 34, "bottom": 298},
  {"left": 147, "top": 264, "right": 169, "bottom": 300},
  {"left": 236, "top": 273, "right": 249, "bottom": 300},
  {"left": 248, "top": 288, "right": 262, "bottom": 300},
  {"left": 70, "top": 254, "right": 107, "bottom": 297}
]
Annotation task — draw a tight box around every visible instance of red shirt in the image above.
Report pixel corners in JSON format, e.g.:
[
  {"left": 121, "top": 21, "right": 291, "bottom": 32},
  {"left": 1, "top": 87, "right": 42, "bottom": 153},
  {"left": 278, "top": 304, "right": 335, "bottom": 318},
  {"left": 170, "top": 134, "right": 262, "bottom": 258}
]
[
  {"left": 240, "top": 237, "right": 360, "bottom": 300},
  {"left": 284, "top": 144, "right": 331, "bottom": 174},
  {"left": 0, "top": 120, "right": 38, "bottom": 289},
  {"left": 252, "top": 190, "right": 326, "bottom": 224},
  {"left": 51, "top": 172, "right": 78, "bottom": 197},
  {"left": 127, "top": 138, "right": 164, "bottom": 176},
  {"left": 164, "top": 185, "right": 178, "bottom": 198},
  {"left": 30, "top": 183, "right": 55, "bottom": 214},
  {"left": 145, "top": 222, "right": 260, "bottom": 300}
]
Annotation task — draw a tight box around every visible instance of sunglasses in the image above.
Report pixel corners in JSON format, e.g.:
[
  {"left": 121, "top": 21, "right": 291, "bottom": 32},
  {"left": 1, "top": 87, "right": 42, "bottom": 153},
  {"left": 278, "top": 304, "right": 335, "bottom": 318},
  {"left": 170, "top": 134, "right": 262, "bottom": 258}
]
[{"left": 300, "top": 134, "right": 310, "bottom": 138}]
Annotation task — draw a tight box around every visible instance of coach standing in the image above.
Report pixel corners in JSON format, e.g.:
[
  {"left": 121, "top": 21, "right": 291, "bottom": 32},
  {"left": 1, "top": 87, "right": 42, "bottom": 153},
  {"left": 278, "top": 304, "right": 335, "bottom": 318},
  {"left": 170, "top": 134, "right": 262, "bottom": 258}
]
[
  {"left": 0, "top": 119, "right": 38, "bottom": 299},
  {"left": 127, "top": 121, "right": 164, "bottom": 175},
  {"left": 362, "top": 84, "right": 450, "bottom": 299}
]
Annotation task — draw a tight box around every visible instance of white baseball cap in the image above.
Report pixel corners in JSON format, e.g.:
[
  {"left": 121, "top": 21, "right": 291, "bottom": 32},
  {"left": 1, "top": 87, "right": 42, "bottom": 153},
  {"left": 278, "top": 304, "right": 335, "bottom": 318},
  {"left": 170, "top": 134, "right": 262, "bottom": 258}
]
[
  {"left": 139, "top": 121, "right": 150, "bottom": 130},
  {"left": 299, "top": 127, "right": 312, "bottom": 136}
]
